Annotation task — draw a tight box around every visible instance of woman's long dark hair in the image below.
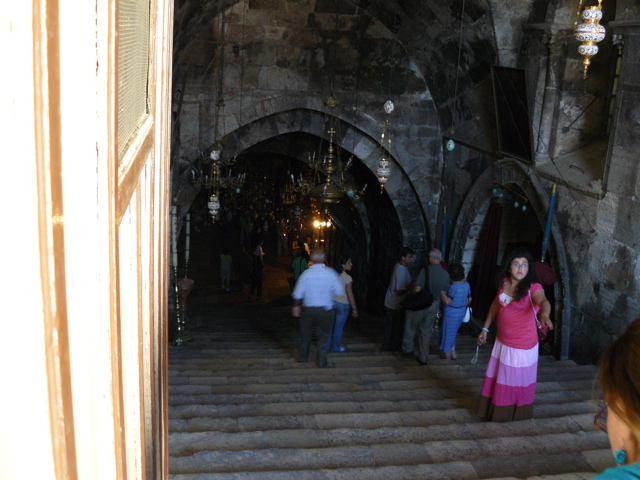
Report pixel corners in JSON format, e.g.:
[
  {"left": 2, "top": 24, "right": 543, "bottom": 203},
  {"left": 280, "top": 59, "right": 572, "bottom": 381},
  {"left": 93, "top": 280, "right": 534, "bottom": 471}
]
[
  {"left": 335, "top": 254, "right": 351, "bottom": 274},
  {"left": 502, "top": 249, "right": 536, "bottom": 301}
]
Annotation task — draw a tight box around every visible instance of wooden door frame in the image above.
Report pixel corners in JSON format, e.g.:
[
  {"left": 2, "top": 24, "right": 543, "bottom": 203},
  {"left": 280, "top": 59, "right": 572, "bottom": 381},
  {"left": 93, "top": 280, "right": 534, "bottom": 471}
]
[{"left": 7, "top": 0, "right": 174, "bottom": 478}]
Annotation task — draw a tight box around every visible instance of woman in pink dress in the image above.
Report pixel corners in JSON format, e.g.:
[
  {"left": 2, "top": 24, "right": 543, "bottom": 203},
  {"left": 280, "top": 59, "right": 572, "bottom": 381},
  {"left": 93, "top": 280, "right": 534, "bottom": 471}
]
[{"left": 476, "top": 249, "right": 554, "bottom": 421}]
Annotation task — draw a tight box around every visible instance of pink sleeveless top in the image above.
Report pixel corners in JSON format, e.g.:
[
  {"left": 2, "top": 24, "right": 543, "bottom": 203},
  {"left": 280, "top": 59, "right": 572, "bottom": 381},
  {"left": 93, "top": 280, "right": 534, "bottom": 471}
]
[{"left": 496, "top": 282, "right": 542, "bottom": 350}]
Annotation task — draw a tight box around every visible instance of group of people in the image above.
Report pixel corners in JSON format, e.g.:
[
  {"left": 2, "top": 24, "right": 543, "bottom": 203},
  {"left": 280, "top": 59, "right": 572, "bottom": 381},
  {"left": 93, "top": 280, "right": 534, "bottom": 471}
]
[
  {"left": 381, "top": 246, "right": 561, "bottom": 426},
  {"left": 385, "top": 244, "right": 640, "bottom": 479},
  {"left": 382, "top": 246, "right": 472, "bottom": 364},
  {"left": 288, "top": 245, "right": 640, "bottom": 478}
]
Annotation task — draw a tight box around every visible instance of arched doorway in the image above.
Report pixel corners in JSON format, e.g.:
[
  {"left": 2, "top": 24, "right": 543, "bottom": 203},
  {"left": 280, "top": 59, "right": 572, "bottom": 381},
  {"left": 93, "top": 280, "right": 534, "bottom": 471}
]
[{"left": 449, "top": 159, "right": 571, "bottom": 360}]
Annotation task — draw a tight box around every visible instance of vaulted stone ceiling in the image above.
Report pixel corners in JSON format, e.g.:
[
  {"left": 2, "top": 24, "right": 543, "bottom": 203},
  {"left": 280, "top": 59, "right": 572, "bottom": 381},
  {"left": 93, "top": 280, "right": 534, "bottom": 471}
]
[
  {"left": 171, "top": 0, "right": 519, "bottom": 150},
  {"left": 170, "top": 0, "right": 551, "bottom": 270}
]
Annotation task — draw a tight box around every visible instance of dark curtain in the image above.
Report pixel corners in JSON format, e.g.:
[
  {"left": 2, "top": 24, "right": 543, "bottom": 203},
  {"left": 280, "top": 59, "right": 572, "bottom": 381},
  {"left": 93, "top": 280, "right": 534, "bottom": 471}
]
[{"left": 470, "top": 202, "right": 503, "bottom": 321}]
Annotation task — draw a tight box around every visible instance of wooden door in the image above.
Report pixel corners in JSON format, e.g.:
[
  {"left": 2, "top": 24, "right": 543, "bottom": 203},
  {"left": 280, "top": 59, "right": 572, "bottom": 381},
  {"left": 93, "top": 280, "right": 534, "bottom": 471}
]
[{"left": 3, "top": 0, "right": 173, "bottom": 478}]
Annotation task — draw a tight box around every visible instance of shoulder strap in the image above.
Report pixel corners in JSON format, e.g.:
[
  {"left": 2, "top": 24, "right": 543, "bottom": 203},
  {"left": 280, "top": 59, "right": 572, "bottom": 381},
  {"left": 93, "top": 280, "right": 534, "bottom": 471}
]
[{"left": 528, "top": 290, "right": 540, "bottom": 326}]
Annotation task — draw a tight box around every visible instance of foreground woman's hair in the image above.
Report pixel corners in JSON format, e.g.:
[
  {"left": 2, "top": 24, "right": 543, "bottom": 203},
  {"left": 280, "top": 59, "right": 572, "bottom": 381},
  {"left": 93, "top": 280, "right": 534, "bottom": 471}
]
[{"left": 598, "top": 318, "right": 640, "bottom": 445}]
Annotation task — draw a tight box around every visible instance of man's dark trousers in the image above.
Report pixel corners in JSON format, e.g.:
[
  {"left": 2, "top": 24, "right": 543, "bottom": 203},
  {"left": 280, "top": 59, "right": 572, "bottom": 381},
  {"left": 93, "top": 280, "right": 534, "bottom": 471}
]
[
  {"left": 298, "top": 306, "right": 332, "bottom": 367},
  {"left": 382, "top": 307, "right": 405, "bottom": 352}
]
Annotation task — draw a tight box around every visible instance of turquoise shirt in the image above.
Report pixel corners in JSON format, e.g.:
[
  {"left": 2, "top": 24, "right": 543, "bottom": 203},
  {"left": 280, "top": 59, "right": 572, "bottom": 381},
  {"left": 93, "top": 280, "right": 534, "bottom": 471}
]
[{"left": 593, "top": 463, "right": 640, "bottom": 480}]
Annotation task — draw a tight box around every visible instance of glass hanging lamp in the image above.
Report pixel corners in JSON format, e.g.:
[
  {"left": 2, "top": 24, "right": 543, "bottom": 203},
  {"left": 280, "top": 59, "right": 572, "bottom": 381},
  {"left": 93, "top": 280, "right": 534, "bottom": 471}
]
[{"left": 376, "top": 101, "right": 394, "bottom": 192}]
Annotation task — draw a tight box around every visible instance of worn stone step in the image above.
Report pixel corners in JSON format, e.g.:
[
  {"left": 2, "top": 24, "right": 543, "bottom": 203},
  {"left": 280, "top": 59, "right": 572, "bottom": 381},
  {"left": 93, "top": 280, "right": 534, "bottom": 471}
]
[
  {"left": 167, "top": 370, "right": 596, "bottom": 390},
  {"left": 168, "top": 303, "right": 611, "bottom": 478},
  {"left": 168, "top": 388, "right": 599, "bottom": 419},
  {"left": 168, "top": 359, "right": 595, "bottom": 382},
  {"left": 169, "top": 400, "right": 599, "bottom": 434},
  {"left": 168, "top": 376, "right": 596, "bottom": 400},
  {"left": 168, "top": 357, "right": 593, "bottom": 377},
  {"left": 169, "top": 413, "right": 603, "bottom": 455},
  {"left": 168, "top": 358, "right": 595, "bottom": 377},
  {"left": 168, "top": 384, "right": 597, "bottom": 410},
  {"left": 171, "top": 463, "right": 604, "bottom": 480},
  {"left": 169, "top": 431, "right": 608, "bottom": 474}
]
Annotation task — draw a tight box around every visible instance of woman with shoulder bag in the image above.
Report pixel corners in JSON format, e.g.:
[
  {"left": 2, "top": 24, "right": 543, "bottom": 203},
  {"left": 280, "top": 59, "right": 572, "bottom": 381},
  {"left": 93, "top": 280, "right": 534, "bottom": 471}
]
[{"left": 476, "top": 249, "right": 554, "bottom": 421}]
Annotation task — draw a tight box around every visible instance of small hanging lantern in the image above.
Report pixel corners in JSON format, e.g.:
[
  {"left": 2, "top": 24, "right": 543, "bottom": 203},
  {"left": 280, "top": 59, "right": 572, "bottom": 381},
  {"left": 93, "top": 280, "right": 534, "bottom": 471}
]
[
  {"left": 208, "top": 193, "right": 220, "bottom": 222},
  {"left": 574, "top": 0, "right": 605, "bottom": 79},
  {"left": 377, "top": 101, "right": 394, "bottom": 192}
]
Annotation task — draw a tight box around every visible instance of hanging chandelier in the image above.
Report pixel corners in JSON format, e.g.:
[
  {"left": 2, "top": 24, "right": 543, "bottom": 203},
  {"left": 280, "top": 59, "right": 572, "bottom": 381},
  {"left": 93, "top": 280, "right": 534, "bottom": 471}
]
[
  {"left": 190, "top": 150, "right": 240, "bottom": 188},
  {"left": 309, "top": 96, "right": 365, "bottom": 209},
  {"left": 291, "top": 172, "right": 314, "bottom": 196},
  {"left": 376, "top": 100, "right": 394, "bottom": 192},
  {"left": 194, "top": 150, "right": 245, "bottom": 222},
  {"left": 574, "top": 0, "right": 605, "bottom": 79},
  {"left": 190, "top": 9, "right": 249, "bottom": 223}
]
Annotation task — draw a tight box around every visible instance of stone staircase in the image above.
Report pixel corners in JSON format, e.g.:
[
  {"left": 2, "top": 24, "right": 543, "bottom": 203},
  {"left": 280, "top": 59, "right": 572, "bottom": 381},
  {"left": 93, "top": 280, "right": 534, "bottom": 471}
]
[{"left": 168, "top": 300, "right": 615, "bottom": 480}]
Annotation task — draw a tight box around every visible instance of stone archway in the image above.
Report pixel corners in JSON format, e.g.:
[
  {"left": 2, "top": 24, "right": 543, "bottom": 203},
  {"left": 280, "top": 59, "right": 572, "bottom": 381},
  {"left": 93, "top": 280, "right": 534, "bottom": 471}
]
[
  {"left": 176, "top": 105, "right": 434, "bottom": 312},
  {"left": 449, "top": 159, "right": 571, "bottom": 360},
  {"left": 192, "top": 96, "right": 432, "bottom": 254}
]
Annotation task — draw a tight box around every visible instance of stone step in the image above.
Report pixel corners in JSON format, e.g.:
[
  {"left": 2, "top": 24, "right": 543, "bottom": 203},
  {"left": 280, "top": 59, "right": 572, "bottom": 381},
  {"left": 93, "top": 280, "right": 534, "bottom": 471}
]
[
  {"left": 168, "top": 358, "right": 595, "bottom": 381},
  {"left": 168, "top": 358, "right": 595, "bottom": 375},
  {"left": 168, "top": 385, "right": 597, "bottom": 410},
  {"left": 167, "top": 354, "right": 592, "bottom": 372},
  {"left": 169, "top": 431, "right": 608, "bottom": 474},
  {"left": 169, "top": 413, "right": 602, "bottom": 454},
  {"left": 169, "top": 401, "right": 599, "bottom": 434},
  {"left": 168, "top": 374, "right": 596, "bottom": 398},
  {"left": 168, "top": 387, "right": 598, "bottom": 420},
  {"left": 168, "top": 304, "right": 612, "bottom": 478},
  {"left": 170, "top": 464, "right": 603, "bottom": 480},
  {"left": 167, "top": 369, "right": 597, "bottom": 389}
]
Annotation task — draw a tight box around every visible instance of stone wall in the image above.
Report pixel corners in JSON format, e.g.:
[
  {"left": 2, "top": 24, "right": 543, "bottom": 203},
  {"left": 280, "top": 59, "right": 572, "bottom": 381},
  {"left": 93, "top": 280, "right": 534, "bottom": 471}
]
[
  {"left": 443, "top": 5, "right": 640, "bottom": 363},
  {"left": 557, "top": 25, "right": 640, "bottom": 362}
]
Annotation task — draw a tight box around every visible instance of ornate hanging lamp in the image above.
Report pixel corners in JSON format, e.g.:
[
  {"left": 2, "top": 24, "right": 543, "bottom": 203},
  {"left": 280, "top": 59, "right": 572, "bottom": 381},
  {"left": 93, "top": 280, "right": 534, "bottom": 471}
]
[
  {"left": 192, "top": 9, "right": 246, "bottom": 223},
  {"left": 574, "top": 0, "right": 605, "bottom": 79},
  {"left": 309, "top": 96, "right": 364, "bottom": 209},
  {"left": 376, "top": 100, "right": 394, "bottom": 192},
  {"left": 311, "top": 120, "right": 346, "bottom": 206}
]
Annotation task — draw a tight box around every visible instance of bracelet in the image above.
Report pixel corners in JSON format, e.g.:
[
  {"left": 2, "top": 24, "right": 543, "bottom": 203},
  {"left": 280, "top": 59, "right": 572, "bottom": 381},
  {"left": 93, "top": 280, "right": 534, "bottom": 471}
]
[{"left": 482, "top": 327, "right": 489, "bottom": 332}]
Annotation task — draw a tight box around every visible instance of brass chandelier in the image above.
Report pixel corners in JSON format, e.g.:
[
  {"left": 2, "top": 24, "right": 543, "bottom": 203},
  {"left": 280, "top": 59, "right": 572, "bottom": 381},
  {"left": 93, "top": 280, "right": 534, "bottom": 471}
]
[{"left": 308, "top": 96, "right": 366, "bottom": 209}]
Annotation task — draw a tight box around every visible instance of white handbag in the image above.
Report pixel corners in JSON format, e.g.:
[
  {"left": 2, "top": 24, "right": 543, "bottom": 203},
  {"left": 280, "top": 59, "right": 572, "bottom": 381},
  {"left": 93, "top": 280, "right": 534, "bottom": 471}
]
[{"left": 462, "top": 306, "right": 471, "bottom": 323}]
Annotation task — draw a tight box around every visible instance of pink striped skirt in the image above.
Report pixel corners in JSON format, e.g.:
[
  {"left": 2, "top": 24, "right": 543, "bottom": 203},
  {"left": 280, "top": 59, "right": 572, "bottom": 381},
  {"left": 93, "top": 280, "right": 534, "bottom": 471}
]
[{"left": 477, "top": 339, "right": 538, "bottom": 421}]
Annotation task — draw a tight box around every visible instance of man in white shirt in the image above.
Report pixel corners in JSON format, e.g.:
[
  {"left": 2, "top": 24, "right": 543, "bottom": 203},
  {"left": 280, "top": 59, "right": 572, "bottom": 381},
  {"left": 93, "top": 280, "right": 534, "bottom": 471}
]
[
  {"left": 382, "top": 246, "right": 415, "bottom": 351},
  {"left": 292, "top": 248, "right": 345, "bottom": 368}
]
